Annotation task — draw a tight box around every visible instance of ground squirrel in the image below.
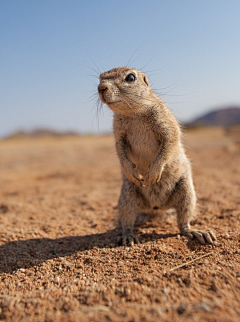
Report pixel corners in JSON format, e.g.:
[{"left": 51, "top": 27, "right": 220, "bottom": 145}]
[{"left": 98, "top": 66, "right": 216, "bottom": 246}]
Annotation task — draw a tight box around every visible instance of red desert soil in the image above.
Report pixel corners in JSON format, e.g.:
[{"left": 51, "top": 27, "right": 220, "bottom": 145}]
[{"left": 0, "top": 127, "right": 240, "bottom": 322}]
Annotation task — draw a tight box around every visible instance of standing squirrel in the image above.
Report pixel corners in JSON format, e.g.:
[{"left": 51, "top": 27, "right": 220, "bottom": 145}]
[{"left": 98, "top": 67, "right": 216, "bottom": 246}]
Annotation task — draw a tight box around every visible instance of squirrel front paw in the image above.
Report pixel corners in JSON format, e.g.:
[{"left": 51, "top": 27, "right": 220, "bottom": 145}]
[
  {"left": 122, "top": 163, "right": 145, "bottom": 186},
  {"left": 122, "top": 163, "right": 162, "bottom": 186},
  {"left": 144, "top": 165, "right": 162, "bottom": 186}
]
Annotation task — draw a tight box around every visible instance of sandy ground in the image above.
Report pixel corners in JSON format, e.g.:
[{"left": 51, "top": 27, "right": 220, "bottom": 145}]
[{"left": 0, "top": 127, "right": 240, "bottom": 322}]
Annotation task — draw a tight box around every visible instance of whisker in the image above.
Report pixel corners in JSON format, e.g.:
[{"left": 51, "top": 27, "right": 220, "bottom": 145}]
[
  {"left": 120, "top": 94, "right": 153, "bottom": 112},
  {"left": 88, "top": 92, "right": 99, "bottom": 99},
  {"left": 90, "top": 97, "right": 104, "bottom": 131},
  {"left": 120, "top": 89, "right": 157, "bottom": 105},
  {"left": 86, "top": 74, "right": 99, "bottom": 79},
  {"left": 144, "top": 65, "right": 168, "bottom": 74},
  {"left": 85, "top": 94, "right": 99, "bottom": 104},
  {"left": 79, "top": 63, "right": 99, "bottom": 77},
  {"left": 120, "top": 96, "right": 133, "bottom": 110},
  {"left": 139, "top": 52, "right": 155, "bottom": 71},
  {"left": 151, "top": 78, "right": 180, "bottom": 92},
  {"left": 126, "top": 45, "right": 143, "bottom": 67},
  {"left": 89, "top": 96, "right": 100, "bottom": 114},
  {"left": 129, "top": 54, "right": 143, "bottom": 67},
  {"left": 100, "top": 61, "right": 105, "bottom": 72},
  {"left": 86, "top": 89, "right": 98, "bottom": 93},
  {"left": 86, "top": 52, "right": 101, "bottom": 75}
]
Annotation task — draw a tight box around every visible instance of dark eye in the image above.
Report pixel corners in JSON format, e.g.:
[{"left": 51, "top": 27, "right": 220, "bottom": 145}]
[{"left": 125, "top": 74, "right": 135, "bottom": 82}]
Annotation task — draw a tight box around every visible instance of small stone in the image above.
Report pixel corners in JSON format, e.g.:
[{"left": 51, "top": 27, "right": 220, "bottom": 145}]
[
  {"left": 161, "top": 296, "right": 168, "bottom": 302},
  {"left": 0, "top": 204, "right": 8, "bottom": 214},
  {"left": 124, "top": 287, "right": 131, "bottom": 296},
  {"left": 163, "top": 287, "right": 170, "bottom": 294},
  {"left": 210, "top": 281, "right": 218, "bottom": 292},
  {"left": 199, "top": 301, "right": 211, "bottom": 312},
  {"left": 177, "top": 302, "right": 187, "bottom": 315},
  {"left": 54, "top": 277, "right": 60, "bottom": 283},
  {"left": 183, "top": 278, "right": 191, "bottom": 287}
]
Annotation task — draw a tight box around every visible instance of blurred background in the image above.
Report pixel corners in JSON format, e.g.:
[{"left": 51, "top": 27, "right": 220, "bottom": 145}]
[{"left": 1, "top": 0, "right": 240, "bottom": 138}]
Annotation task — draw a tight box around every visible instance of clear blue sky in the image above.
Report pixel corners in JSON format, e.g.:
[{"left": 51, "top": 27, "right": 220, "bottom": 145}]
[{"left": 1, "top": 0, "right": 240, "bottom": 137}]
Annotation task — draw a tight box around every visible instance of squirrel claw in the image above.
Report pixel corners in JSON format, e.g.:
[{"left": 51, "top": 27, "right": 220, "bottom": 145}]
[
  {"left": 181, "top": 228, "right": 217, "bottom": 245},
  {"left": 118, "top": 232, "right": 140, "bottom": 246}
]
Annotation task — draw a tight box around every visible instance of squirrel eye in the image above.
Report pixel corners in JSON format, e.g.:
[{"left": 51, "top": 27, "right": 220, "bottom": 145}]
[{"left": 125, "top": 74, "right": 135, "bottom": 82}]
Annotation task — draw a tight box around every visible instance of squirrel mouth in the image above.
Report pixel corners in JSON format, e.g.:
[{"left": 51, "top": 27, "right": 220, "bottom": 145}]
[
  {"left": 99, "top": 94, "right": 107, "bottom": 104},
  {"left": 108, "top": 100, "right": 121, "bottom": 105},
  {"left": 100, "top": 97, "right": 121, "bottom": 105},
  {"left": 98, "top": 91, "right": 106, "bottom": 103},
  {"left": 98, "top": 92, "right": 120, "bottom": 105}
]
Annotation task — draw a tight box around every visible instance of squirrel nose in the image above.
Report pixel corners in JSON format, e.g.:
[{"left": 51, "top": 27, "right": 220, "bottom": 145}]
[{"left": 98, "top": 84, "right": 108, "bottom": 94}]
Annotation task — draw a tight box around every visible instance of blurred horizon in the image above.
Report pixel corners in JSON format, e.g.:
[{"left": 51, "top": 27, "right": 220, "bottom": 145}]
[
  {"left": 1, "top": 1, "right": 240, "bottom": 138},
  {"left": 2, "top": 104, "right": 240, "bottom": 139}
]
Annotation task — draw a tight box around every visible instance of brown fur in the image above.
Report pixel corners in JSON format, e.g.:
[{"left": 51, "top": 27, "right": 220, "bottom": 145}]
[{"left": 98, "top": 66, "right": 216, "bottom": 246}]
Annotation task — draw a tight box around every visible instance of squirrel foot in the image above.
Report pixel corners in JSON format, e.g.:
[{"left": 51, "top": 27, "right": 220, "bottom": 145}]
[
  {"left": 117, "top": 228, "right": 140, "bottom": 246},
  {"left": 181, "top": 228, "right": 216, "bottom": 245}
]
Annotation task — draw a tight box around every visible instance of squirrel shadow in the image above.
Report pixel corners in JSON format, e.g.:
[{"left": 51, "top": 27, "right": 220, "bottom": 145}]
[{"left": 0, "top": 228, "right": 180, "bottom": 274}]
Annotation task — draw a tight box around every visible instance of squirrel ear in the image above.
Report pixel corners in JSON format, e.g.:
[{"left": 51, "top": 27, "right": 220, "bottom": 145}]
[{"left": 143, "top": 75, "right": 149, "bottom": 86}]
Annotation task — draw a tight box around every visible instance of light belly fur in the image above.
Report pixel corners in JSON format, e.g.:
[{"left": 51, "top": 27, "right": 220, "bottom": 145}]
[{"left": 126, "top": 120, "right": 160, "bottom": 168}]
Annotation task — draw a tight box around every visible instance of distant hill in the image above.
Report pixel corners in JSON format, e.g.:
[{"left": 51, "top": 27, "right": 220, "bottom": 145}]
[
  {"left": 5, "top": 128, "right": 80, "bottom": 139},
  {"left": 187, "top": 106, "right": 240, "bottom": 127}
]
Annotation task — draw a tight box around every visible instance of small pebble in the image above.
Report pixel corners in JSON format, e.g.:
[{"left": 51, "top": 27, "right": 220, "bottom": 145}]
[{"left": 53, "top": 277, "right": 60, "bottom": 283}]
